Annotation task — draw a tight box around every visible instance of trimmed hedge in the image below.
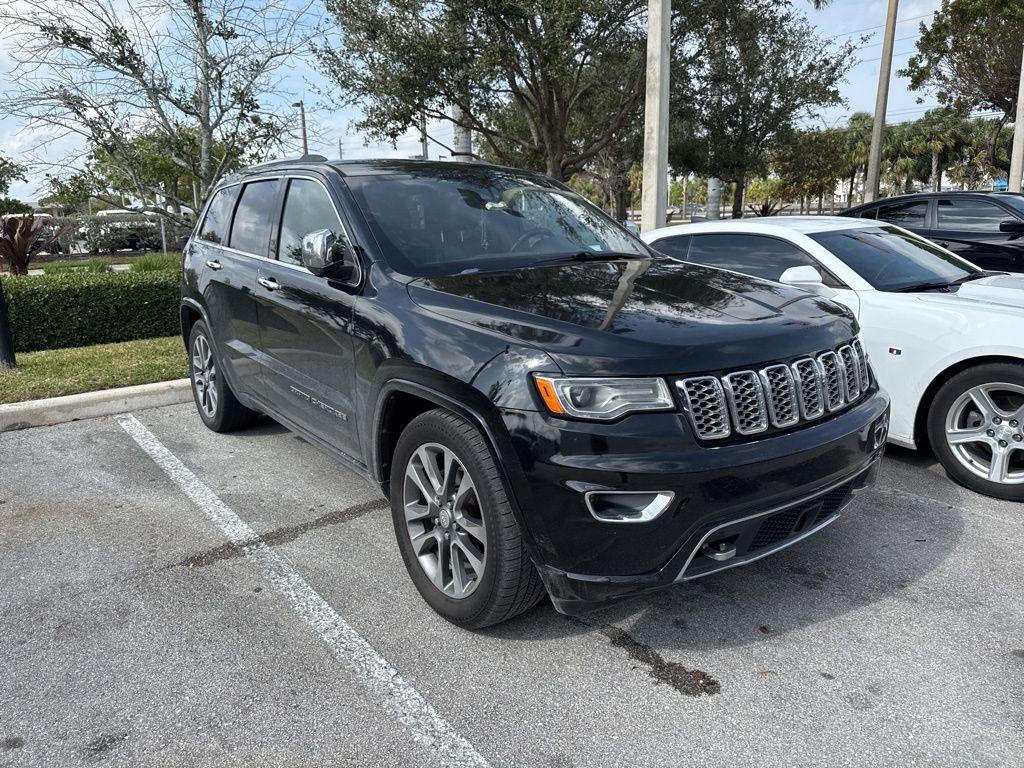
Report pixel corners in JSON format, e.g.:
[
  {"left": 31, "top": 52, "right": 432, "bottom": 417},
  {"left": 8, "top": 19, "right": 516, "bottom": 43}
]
[{"left": 4, "top": 269, "right": 180, "bottom": 353}]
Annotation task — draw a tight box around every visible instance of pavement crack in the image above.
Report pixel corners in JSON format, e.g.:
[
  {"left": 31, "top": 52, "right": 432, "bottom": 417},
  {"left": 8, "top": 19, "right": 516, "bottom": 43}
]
[
  {"left": 171, "top": 498, "right": 386, "bottom": 569},
  {"left": 570, "top": 618, "right": 720, "bottom": 696}
]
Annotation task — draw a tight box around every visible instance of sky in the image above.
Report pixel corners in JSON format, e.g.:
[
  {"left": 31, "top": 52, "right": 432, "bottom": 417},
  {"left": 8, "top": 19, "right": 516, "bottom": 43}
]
[{"left": 0, "top": 0, "right": 947, "bottom": 204}]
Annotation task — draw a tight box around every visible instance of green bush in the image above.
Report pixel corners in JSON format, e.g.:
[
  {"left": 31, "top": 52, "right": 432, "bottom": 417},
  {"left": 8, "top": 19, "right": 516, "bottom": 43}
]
[
  {"left": 3, "top": 270, "right": 180, "bottom": 352},
  {"left": 131, "top": 252, "right": 182, "bottom": 272}
]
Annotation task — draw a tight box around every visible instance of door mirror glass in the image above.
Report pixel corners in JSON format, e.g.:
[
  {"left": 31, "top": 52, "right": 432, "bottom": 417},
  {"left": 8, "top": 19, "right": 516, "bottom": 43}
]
[
  {"left": 999, "top": 219, "right": 1024, "bottom": 234},
  {"left": 300, "top": 229, "right": 355, "bottom": 279},
  {"left": 779, "top": 265, "right": 836, "bottom": 297}
]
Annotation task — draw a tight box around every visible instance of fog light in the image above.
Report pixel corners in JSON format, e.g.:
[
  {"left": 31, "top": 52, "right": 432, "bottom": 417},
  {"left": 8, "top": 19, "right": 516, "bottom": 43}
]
[
  {"left": 872, "top": 415, "right": 889, "bottom": 449},
  {"left": 584, "top": 491, "right": 674, "bottom": 523}
]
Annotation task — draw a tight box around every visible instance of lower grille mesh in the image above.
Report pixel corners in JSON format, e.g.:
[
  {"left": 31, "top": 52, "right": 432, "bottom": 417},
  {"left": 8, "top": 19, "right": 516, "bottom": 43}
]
[{"left": 747, "top": 479, "right": 855, "bottom": 552}]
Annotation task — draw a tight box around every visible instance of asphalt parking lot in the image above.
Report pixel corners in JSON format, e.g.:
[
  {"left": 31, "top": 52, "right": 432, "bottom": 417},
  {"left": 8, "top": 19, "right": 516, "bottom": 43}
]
[{"left": 2, "top": 403, "right": 1022, "bottom": 767}]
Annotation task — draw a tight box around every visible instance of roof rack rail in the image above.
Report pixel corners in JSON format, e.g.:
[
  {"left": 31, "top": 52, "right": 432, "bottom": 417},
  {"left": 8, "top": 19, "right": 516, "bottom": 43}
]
[{"left": 247, "top": 154, "right": 329, "bottom": 171}]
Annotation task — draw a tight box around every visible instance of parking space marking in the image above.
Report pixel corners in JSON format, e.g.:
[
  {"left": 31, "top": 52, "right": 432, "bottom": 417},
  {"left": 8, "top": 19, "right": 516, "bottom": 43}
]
[{"left": 116, "top": 414, "right": 490, "bottom": 768}]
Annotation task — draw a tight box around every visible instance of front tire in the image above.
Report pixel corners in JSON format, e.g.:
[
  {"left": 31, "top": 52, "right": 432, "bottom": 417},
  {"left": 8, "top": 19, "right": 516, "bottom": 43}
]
[
  {"left": 187, "top": 320, "right": 258, "bottom": 433},
  {"left": 928, "top": 363, "right": 1024, "bottom": 501},
  {"left": 389, "top": 409, "right": 546, "bottom": 629}
]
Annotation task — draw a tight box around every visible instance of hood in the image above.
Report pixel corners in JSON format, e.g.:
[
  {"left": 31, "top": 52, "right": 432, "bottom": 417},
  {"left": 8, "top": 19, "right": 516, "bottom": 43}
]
[
  {"left": 946, "top": 273, "right": 1024, "bottom": 310},
  {"left": 407, "top": 259, "right": 857, "bottom": 375}
]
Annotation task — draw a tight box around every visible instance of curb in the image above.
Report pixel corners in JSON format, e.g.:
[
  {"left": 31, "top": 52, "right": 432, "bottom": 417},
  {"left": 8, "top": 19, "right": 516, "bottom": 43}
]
[{"left": 0, "top": 379, "right": 193, "bottom": 432}]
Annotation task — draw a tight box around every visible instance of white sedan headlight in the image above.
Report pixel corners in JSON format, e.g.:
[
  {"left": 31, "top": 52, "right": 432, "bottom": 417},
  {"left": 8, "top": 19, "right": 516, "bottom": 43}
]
[{"left": 533, "top": 375, "right": 674, "bottom": 420}]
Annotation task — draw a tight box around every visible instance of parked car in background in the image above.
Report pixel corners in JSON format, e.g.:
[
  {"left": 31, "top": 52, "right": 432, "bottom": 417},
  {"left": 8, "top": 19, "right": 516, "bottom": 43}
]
[
  {"left": 181, "top": 158, "right": 888, "bottom": 627},
  {"left": 843, "top": 191, "right": 1024, "bottom": 273},
  {"left": 643, "top": 217, "right": 1024, "bottom": 501}
]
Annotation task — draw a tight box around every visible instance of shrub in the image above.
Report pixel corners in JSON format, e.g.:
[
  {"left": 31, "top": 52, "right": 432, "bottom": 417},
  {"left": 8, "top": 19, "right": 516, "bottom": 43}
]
[
  {"left": 4, "top": 269, "right": 180, "bottom": 352},
  {"left": 131, "top": 252, "right": 182, "bottom": 272}
]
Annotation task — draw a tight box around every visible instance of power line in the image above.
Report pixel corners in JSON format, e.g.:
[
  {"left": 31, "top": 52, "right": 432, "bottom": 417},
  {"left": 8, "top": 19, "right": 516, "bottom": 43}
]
[{"left": 832, "top": 11, "right": 936, "bottom": 39}]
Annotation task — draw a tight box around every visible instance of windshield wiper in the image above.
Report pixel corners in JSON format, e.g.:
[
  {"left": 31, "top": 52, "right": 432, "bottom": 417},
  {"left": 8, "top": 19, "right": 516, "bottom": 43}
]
[
  {"left": 952, "top": 272, "right": 988, "bottom": 285},
  {"left": 529, "top": 251, "right": 649, "bottom": 266},
  {"left": 894, "top": 281, "right": 956, "bottom": 293}
]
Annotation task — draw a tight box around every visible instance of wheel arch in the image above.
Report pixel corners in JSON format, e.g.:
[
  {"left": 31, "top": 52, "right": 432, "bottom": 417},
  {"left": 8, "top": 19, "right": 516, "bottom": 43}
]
[
  {"left": 370, "top": 377, "right": 544, "bottom": 565},
  {"left": 914, "top": 354, "right": 1024, "bottom": 449},
  {"left": 179, "top": 298, "right": 208, "bottom": 349}
]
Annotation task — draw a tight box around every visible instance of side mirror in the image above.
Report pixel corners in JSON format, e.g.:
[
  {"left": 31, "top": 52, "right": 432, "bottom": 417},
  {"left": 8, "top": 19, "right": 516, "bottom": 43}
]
[
  {"left": 779, "top": 265, "right": 837, "bottom": 298},
  {"left": 301, "top": 229, "right": 356, "bottom": 280},
  {"left": 177, "top": 235, "right": 190, "bottom": 251},
  {"left": 999, "top": 219, "right": 1024, "bottom": 234}
]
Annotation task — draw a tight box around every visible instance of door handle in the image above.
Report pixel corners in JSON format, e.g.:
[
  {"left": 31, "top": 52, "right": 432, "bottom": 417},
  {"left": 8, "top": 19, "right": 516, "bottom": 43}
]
[
  {"left": 205, "top": 259, "right": 222, "bottom": 270},
  {"left": 257, "top": 276, "right": 280, "bottom": 291}
]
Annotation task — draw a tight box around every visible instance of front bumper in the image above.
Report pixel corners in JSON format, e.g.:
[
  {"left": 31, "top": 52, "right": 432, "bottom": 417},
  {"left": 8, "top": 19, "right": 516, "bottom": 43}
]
[{"left": 498, "top": 388, "right": 889, "bottom": 614}]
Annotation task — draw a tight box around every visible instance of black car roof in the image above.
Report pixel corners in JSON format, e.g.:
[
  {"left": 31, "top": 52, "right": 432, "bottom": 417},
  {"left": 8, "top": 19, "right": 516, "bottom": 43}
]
[{"left": 222, "top": 155, "right": 551, "bottom": 183}]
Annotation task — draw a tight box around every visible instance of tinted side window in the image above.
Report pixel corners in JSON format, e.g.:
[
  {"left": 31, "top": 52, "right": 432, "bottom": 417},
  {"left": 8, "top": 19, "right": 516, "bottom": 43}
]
[
  {"left": 876, "top": 200, "right": 927, "bottom": 227},
  {"left": 278, "top": 179, "right": 344, "bottom": 266},
  {"left": 651, "top": 234, "right": 691, "bottom": 259},
  {"left": 229, "top": 180, "right": 278, "bottom": 256},
  {"left": 936, "top": 198, "right": 1008, "bottom": 232},
  {"left": 687, "top": 233, "right": 841, "bottom": 286},
  {"left": 199, "top": 186, "right": 238, "bottom": 244}
]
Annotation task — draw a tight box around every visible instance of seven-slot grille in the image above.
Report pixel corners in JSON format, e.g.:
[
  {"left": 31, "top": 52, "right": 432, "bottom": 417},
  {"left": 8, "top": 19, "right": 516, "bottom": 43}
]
[{"left": 677, "top": 342, "right": 870, "bottom": 440}]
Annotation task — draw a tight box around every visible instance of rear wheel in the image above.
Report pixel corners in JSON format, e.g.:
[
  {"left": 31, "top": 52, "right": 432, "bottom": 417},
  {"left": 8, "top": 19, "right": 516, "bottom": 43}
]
[
  {"left": 187, "top": 320, "right": 258, "bottom": 433},
  {"left": 928, "top": 363, "right": 1024, "bottom": 501},
  {"left": 389, "top": 409, "right": 546, "bottom": 628}
]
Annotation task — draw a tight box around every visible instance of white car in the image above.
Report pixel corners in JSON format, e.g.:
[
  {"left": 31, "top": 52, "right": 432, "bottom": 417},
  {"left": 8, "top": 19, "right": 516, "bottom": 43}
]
[{"left": 642, "top": 217, "right": 1024, "bottom": 500}]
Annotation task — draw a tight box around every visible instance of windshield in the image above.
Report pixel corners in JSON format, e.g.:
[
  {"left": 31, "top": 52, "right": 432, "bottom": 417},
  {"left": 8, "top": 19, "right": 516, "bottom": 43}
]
[
  {"left": 809, "top": 225, "right": 982, "bottom": 292},
  {"left": 998, "top": 194, "right": 1024, "bottom": 215},
  {"left": 344, "top": 168, "right": 649, "bottom": 276}
]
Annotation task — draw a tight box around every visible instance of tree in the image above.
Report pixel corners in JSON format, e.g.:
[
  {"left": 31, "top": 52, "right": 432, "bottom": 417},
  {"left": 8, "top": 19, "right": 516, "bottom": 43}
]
[
  {"left": 910, "top": 108, "right": 967, "bottom": 191},
  {"left": 901, "top": 0, "right": 1024, "bottom": 121},
  {"left": 0, "top": 0, "right": 313, "bottom": 225},
  {"left": 672, "top": 0, "right": 857, "bottom": 217},
  {"left": 838, "top": 112, "right": 873, "bottom": 204},
  {"left": 901, "top": 0, "right": 1024, "bottom": 178},
  {"left": 775, "top": 127, "right": 847, "bottom": 212},
  {"left": 0, "top": 154, "right": 28, "bottom": 197},
  {"left": 0, "top": 199, "right": 33, "bottom": 215},
  {"left": 316, "top": 0, "right": 653, "bottom": 181}
]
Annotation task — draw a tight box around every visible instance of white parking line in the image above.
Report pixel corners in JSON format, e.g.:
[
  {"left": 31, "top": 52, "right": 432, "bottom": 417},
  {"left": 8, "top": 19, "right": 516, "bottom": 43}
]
[{"left": 116, "top": 413, "right": 491, "bottom": 768}]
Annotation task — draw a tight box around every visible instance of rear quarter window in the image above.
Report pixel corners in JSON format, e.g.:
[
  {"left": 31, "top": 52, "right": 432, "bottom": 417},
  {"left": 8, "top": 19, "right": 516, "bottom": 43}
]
[{"left": 198, "top": 186, "right": 238, "bottom": 244}]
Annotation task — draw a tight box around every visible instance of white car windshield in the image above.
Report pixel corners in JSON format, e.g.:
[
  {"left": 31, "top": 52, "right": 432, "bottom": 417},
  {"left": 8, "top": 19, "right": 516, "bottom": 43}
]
[{"left": 810, "top": 225, "right": 984, "bottom": 292}]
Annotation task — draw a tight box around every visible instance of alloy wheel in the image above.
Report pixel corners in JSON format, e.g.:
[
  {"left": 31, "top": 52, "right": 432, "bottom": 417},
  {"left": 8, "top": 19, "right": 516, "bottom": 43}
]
[
  {"left": 191, "top": 334, "right": 219, "bottom": 419},
  {"left": 944, "top": 382, "right": 1024, "bottom": 485},
  {"left": 403, "top": 442, "right": 487, "bottom": 599}
]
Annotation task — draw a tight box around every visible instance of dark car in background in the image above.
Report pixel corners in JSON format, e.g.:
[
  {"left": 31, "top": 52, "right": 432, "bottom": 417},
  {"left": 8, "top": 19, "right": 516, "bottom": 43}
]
[
  {"left": 843, "top": 191, "right": 1024, "bottom": 273},
  {"left": 180, "top": 157, "right": 888, "bottom": 628}
]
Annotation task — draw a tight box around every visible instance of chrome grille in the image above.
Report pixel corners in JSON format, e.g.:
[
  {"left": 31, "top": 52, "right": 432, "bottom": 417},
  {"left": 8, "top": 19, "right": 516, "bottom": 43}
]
[
  {"left": 852, "top": 339, "right": 870, "bottom": 390},
  {"left": 722, "top": 371, "right": 768, "bottom": 434},
  {"left": 817, "top": 351, "right": 845, "bottom": 412},
  {"left": 759, "top": 365, "right": 799, "bottom": 428},
  {"left": 838, "top": 345, "right": 861, "bottom": 401},
  {"left": 792, "top": 358, "right": 825, "bottom": 420},
  {"left": 679, "top": 342, "right": 869, "bottom": 441},
  {"left": 678, "top": 376, "right": 730, "bottom": 439}
]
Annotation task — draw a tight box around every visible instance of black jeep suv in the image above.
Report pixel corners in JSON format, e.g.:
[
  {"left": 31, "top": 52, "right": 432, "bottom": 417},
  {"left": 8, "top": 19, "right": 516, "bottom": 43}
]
[{"left": 181, "top": 157, "right": 889, "bottom": 628}]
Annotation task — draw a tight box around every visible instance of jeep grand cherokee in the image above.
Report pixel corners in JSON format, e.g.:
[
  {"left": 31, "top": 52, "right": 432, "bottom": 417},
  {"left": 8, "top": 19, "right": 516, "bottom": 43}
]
[{"left": 180, "top": 157, "right": 889, "bottom": 628}]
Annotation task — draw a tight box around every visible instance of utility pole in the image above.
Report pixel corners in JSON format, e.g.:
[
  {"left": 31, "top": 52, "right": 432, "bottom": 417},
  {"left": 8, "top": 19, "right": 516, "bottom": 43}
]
[
  {"left": 337, "top": 136, "right": 343, "bottom": 160},
  {"left": 1009, "top": 47, "right": 1024, "bottom": 193},
  {"left": 420, "top": 113, "right": 429, "bottom": 160},
  {"left": 864, "top": 0, "right": 899, "bottom": 203},
  {"left": 293, "top": 100, "right": 309, "bottom": 155},
  {"left": 640, "top": 0, "right": 671, "bottom": 233},
  {"left": 452, "top": 105, "right": 473, "bottom": 162}
]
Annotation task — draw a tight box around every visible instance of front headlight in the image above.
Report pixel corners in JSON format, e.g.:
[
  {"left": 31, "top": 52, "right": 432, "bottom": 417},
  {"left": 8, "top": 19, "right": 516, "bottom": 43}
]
[{"left": 532, "top": 375, "right": 674, "bottom": 420}]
